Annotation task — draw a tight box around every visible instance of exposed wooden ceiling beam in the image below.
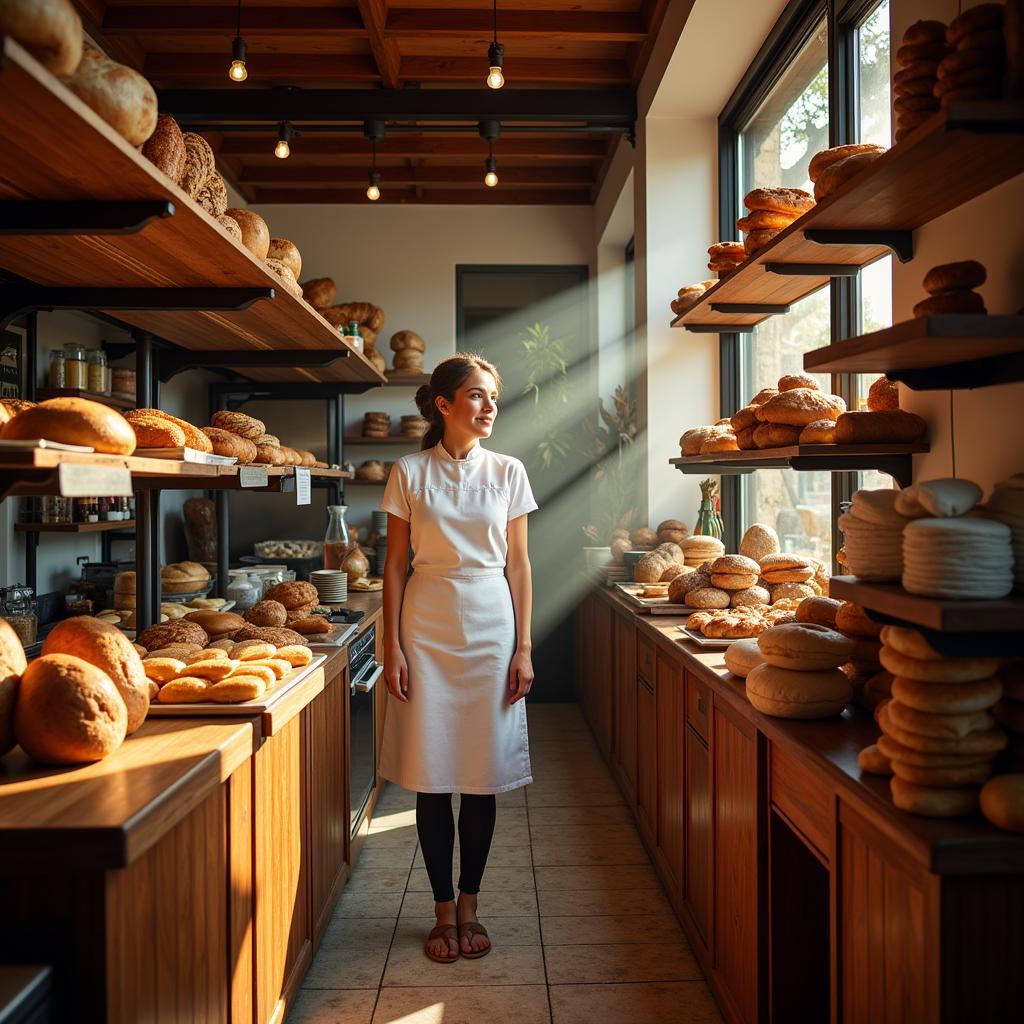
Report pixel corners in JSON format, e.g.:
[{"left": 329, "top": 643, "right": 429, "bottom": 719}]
[
  {"left": 400, "top": 56, "right": 630, "bottom": 85},
  {"left": 217, "top": 137, "right": 607, "bottom": 160},
  {"left": 239, "top": 165, "right": 593, "bottom": 186},
  {"left": 355, "top": 0, "right": 401, "bottom": 89},
  {"left": 144, "top": 53, "right": 381, "bottom": 83},
  {"left": 250, "top": 187, "right": 593, "bottom": 205},
  {"left": 384, "top": 10, "right": 646, "bottom": 42},
  {"left": 102, "top": 6, "right": 365, "bottom": 35}
]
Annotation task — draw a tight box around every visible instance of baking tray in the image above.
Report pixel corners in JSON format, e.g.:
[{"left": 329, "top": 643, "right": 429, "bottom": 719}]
[
  {"left": 146, "top": 654, "right": 327, "bottom": 718},
  {"left": 615, "top": 583, "right": 695, "bottom": 616},
  {"left": 676, "top": 626, "right": 741, "bottom": 648}
]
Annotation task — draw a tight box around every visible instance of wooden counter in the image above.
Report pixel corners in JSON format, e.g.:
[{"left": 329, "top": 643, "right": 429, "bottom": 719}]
[{"left": 575, "top": 584, "right": 1024, "bottom": 1024}]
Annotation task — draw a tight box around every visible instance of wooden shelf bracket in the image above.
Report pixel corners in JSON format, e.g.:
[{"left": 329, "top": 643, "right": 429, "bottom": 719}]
[
  {"left": 803, "top": 229, "right": 914, "bottom": 263},
  {"left": 0, "top": 200, "right": 175, "bottom": 236},
  {"left": 155, "top": 347, "right": 348, "bottom": 382}
]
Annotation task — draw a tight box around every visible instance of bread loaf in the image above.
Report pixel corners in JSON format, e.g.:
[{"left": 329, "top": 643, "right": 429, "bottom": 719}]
[
  {"left": 833, "top": 410, "right": 927, "bottom": 444},
  {"left": 142, "top": 114, "right": 186, "bottom": 184},
  {"left": 201, "top": 426, "right": 257, "bottom": 463},
  {"left": 254, "top": 443, "right": 285, "bottom": 465},
  {"left": 124, "top": 411, "right": 185, "bottom": 449},
  {"left": 0, "top": 619, "right": 28, "bottom": 757},
  {"left": 265, "top": 258, "right": 303, "bottom": 298},
  {"left": 64, "top": 43, "right": 156, "bottom": 147},
  {"left": 390, "top": 330, "right": 427, "bottom": 353},
  {"left": 322, "top": 302, "right": 384, "bottom": 332},
  {"left": 808, "top": 143, "right": 886, "bottom": 182},
  {"left": 180, "top": 132, "right": 215, "bottom": 199},
  {"left": 813, "top": 150, "right": 885, "bottom": 201},
  {"left": 217, "top": 213, "right": 243, "bottom": 242},
  {"left": 210, "top": 410, "right": 265, "bottom": 440},
  {"left": 126, "top": 408, "right": 212, "bottom": 452},
  {"left": 757, "top": 388, "right": 845, "bottom": 426},
  {"left": 268, "top": 238, "right": 302, "bottom": 280},
  {"left": 264, "top": 581, "right": 319, "bottom": 610},
  {"left": 0, "top": 0, "right": 83, "bottom": 76},
  {"left": 1, "top": 397, "right": 136, "bottom": 454},
  {"left": 196, "top": 172, "right": 228, "bottom": 217},
  {"left": 183, "top": 610, "right": 246, "bottom": 636},
  {"left": 301, "top": 277, "right": 336, "bottom": 307},
  {"left": 42, "top": 616, "right": 150, "bottom": 733},
  {"left": 15, "top": 654, "right": 128, "bottom": 764},
  {"left": 224, "top": 209, "right": 270, "bottom": 260},
  {"left": 183, "top": 497, "right": 217, "bottom": 563}
]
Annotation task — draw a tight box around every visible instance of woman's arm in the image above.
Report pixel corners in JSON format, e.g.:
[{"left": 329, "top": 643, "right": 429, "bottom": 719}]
[
  {"left": 382, "top": 512, "right": 411, "bottom": 702},
  {"left": 505, "top": 513, "right": 535, "bottom": 704}
]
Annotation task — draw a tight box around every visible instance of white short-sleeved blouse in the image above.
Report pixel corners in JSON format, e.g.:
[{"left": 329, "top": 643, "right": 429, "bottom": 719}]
[{"left": 380, "top": 441, "right": 538, "bottom": 576}]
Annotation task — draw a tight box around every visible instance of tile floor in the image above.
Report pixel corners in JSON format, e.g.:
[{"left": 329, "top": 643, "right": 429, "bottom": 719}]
[{"left": 287, "top": 701, "right": 724, "bottom": 1024}]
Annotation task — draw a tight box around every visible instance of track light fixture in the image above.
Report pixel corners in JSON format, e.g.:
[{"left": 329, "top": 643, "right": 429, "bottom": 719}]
[
  {"left": 229, "top": 0, "right": 248, "bottom": 81},
  {"left": 486, "top": 0, "right": 504, "bottom": 89},
  {"left": 274, "top": 122, "right": 293, "bottom": 159},
  {"left": 484, "top": 147, "right": 498, "bottom": 188},
  {"left": 479, "top": 119, "right": 501, "bottom": 188},
  {"left": 364, "top": 119, "right": 385, "bottom": 201}
]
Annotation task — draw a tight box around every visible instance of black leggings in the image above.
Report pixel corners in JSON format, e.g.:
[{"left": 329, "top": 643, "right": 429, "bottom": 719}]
[{"left": 416, "top": 792, "right": 496, "bottom": 902}]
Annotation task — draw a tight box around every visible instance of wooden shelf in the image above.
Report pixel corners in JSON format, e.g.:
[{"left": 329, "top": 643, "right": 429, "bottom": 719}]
[
  {"left": 0, "top": 38, "right": 383, "bottom": 387},
  {"left": 671, "top": 101, "right": 1024, "bottom": 333},
  {"left": 15, "top": 519, "right": 136, "bottom": 533},
  {"left": 669, "top": 443, "right": 928, "bottom": 487},
  {"left": 343, "top": 435, "right": 419, "bottom": 445},
  {"left": 804, "top": 314, "right": 1024, "bottom": 390},
  {"left": 380, "top": 374, "right": 431, "bottom": 387},
  {"left": 34, "top": 387, "right": 135, "bottom": 409},
  {"left": 829, "top": 576, "right": 1024, "bottom": 651}
]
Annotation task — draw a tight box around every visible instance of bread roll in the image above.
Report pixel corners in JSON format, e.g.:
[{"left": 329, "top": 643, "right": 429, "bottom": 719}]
[
  {"left": 200, "top": 426, "right": 256, "bottom": 464},
  {"left": 0, "top": 619, "right": 28, "bottom": 757},
  {"left": 63, "top": 43, "right": 156, "bottom": 147},
  {"left": 724, "top": 638, "right": 763, "bottom": 678},
  {"left": 808, "top": 143, "right": 886, "bottom": 182},
  {"left": 799, "top": 419, "right": 836, "bottom": 444},
  {"left": 301, "top": 277, "right": 337, "bottom": 307},
  {"left": 217, "top": 213, "right": 243, "bottom": 242},
  {"left": 757, "top": 388, "right": 845, "bottom": 426},
  {"left": 255, "top": 443, "right": 285, "bottom": 466},
  {"left": 757, "top": 622, "right": 856, "bottom": 671},
  {"left": 833, "top": 410, "right": 927, "bottom": 444},
  {"left": 268, "top": 238, "right": 302, "bottom": 280},
  {"left": 746, "top": 662, "right": 852, "bottom": 718},
  {"left": 265, "top": 257, "right": 303, "bottom": 298},
  {"left": 390, "top": 330, "right": 427, "bottom": 353},
  {"left": 264, "top": 580, "right": 319, "bottom": 610},
  {"left": 42, "top": 616, "right": 150, "bottom": 733},
  {"left": 15, "top": 654, "right": 128, "bottom": 764},
  {"left": 813, "top": 150, "right": 885, "bottom": 201},
  {"left": 224, "top": 209, "right": 271, "bottom": 260},
  {"left": 183, "top": 610, "right": 245, "bottom": 636},
  {"left": 867, "top": 376, "right": 899, "bottom": 412},
  {"left": 0, "top": 0, "right": 83, "bottom": 76},
  {"left": 980, "top": 774, "right": 1024, "bottom": 833},
  {"left": 1, "top": 397, "right": 136, "bottom": 454}
]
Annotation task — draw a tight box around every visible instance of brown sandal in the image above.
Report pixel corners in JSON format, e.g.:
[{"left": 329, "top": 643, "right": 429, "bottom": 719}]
[
  {"left": 425, "top": 923, "right": 459, "bottom": 963},
  {"left": 458, "top": 921, "right": 491, "bottom": 959}
]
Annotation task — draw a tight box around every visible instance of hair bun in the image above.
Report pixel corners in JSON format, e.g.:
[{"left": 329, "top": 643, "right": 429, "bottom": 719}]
[{"left": 414, "top": 384, "right": 434, "bottom": 418}]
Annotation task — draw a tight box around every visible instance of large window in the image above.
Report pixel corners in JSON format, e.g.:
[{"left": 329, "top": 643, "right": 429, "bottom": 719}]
[{"left": 737, "top": 20, "right": 833, "bottom": 564}]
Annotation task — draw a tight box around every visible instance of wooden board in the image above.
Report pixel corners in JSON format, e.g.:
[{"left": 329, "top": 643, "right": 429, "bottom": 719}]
[
  {"left": 673, "top": 102, "right": 1024, "bottom": 331},
  {"left": 669, "top": 443, "right": 930, "bottom": 466},
  {"left": 0, "top": 38, "right": 383, "bottom": 386}
]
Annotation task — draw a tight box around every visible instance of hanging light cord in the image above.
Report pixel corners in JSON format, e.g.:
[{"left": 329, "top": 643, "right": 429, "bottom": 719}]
[
  {"left": 492, "top": 0, "right": 498, "bottom": 45},
  {"left": 372, "top": 136, "right": 377, "bottom": 172},
  {"left": 236, "top": 0, "right": 242, "bottom": 37}
]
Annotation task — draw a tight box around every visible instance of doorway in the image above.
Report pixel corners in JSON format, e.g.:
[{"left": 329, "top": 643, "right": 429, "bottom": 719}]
[{"left": 456, "top": 265, "right": 592, "bottom": 702}]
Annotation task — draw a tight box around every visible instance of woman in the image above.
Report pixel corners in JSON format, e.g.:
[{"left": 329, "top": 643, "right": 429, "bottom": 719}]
[{"left": 379, "top": 352, "right": 538, "bottom": 964}]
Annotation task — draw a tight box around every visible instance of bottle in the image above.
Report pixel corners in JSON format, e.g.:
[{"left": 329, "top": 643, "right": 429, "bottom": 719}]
[
  {"left": 347, "top": 320, "right": 364, "bottom": 353},
  {"left": 323, "top": 505, "right": 352, "bottom": 569}
]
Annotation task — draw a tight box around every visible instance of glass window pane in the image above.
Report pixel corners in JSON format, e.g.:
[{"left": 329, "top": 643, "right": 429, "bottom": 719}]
[{"left": 737, "top": 21, "right": 832, "bottom": 565}]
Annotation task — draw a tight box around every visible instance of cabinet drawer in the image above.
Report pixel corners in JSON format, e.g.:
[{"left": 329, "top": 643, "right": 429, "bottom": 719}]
[
  {"left": 770, "top": 741, "right": 832, "bottom": 861},
  {"left": 637, "top": 634, "right": 655, "bottom": 682},
  {"left": 685, "top": 674, "right": 708, "bottom": 741}
]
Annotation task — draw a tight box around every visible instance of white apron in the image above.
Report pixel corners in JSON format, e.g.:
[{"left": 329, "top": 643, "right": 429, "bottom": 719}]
[{"left": 377, "top": 441, "right": 539, "bottom": 794}]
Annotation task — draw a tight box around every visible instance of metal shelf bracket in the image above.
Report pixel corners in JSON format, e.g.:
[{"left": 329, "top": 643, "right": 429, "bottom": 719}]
[
  {"left": 0, "top": 200, "right": 175, "bottom": 236},
  {"left": 764, "top": 263, "right": 860, "bottom": 277},
  {"left": 683, "top": 323, "right": 754, "bottom": 334},
  {"left": 710, "top": 303, "right": 791, "bottom": 315},
  {"left": 803, "top": 228, "right": 914, "bottom": 263}
]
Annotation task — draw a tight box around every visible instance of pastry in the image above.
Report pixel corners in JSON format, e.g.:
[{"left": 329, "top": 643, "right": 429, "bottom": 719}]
[
  {"left": 913, "top": 290, "right": 986, "bottom": 317},
  {"left": 745, "top": 663, "right": 852, "bottom": 719},
  {"left": 757, "top": 388, "right": 845, "bottom": 427},
  {"left": 867, "top": 376, "right": 899, "bottom": 412},
  {"left": 979, "top": 775, "right": 1024, "bottom": 833},
  {"left": 301, "top": 277, "right": 337, "bottom": 308},
  {"left": 2, "top": 397, "right": 136, "bottom": 454},
  {"left": 833, "top": 409, "right": 927, "bottom": 444},
  {"left": 224, "top": 209, "right": 271, "bottom": 260},
  {"left": 158, "top": 677, "right": 211, "bottom": 703},
  {"left": 743, "top": 187, "right": 815, "bottom": 217},
  {"left": 808, "top": 143, "right": 886, "bottom": 182},
  {"left": 14, "top": 654, "right": 127, "bottom": 764},
  {"left": 201, "top": 427, "right": 257, "bottom": 464}
]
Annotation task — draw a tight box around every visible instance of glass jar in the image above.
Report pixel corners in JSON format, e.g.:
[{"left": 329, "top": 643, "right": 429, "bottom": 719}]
[
  {"left": 48, "top": 350, "right": 66, "bottom": 388},
  {"left": 0, "top": 583, "right": 38, "bottom": 647},
  {"left": 87, "top": 350, "right": 107, "bottom": 394},
  {"left": 63, "top": 343, "right": 87, "bottom": 389},
  {"left": 111, "top": 368, "right": 136, "bottom": 399},
  {"left": 323, "top": 505, "right": 353, "bottom": 569},
  {"left": 225, "top": 571, "right": 260, "bottom": 611}
]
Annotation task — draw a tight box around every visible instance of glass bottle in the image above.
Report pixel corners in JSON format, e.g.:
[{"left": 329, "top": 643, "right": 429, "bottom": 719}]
[
  {"left": 87, "top": 350, "right": 107, "bottom": 393},
  {"left": 63, "top": 343, "right": 87, "bottom": 389},
  {"left": 48, "top": 349, "right": 66, "bottom": 388},
  {"left": 347, "top": 320, "right": 364, "bottom": 353},
  {"left": 226, "top": 571, "right": 260, "bottom": 611},
  {"left": 323, "top": 505, "right": 352, "bottom": 569}
]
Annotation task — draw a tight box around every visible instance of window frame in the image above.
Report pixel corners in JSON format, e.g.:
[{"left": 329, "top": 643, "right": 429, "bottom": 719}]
[{"left": 716, "top": 0, "right": 890, "bottom": 565}]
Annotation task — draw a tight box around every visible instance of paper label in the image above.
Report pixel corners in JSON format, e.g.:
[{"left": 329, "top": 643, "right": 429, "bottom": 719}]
[
  {"left": 295, "top": 467, "right": 311, "bottom": 506},
  {"left": 239, "top": 466, "right": 269, "bottom": 488},
  {"left": 58, "top": 462, "right": 132, "bottom": 497}
]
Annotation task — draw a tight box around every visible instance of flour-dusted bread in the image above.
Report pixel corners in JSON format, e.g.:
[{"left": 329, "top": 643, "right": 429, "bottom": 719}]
[
  {"left": 0, "top": 0, "right": 82, "bottom": 75},
  {"left": 63, "top": 43, "right": 157, "bottom": 146},
  {"left": 196, "top": 171, "right": 228, "bottom": 217},
  {"left": 180, "top": 132, "right": 215, "bottom": 199},
  {"left": 224, "top": 208, "right": 271, "bottom": 260},
  {"left": 265, "top": 258, "right": 303, "bottom": 298},
  {"left": 142, "top": 114, "right": 186, "bottom": 184}
]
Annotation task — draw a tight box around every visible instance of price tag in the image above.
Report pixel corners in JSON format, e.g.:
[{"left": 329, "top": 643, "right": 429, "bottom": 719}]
[
  {"left": 239, "top": 466, "right": 269, "bottom": 488},
  {"left": 58, "top": 462, "right": 132, "bottom": 497},
  {"left": 295, "top": 467, "right": 311, "bottom": 506}
]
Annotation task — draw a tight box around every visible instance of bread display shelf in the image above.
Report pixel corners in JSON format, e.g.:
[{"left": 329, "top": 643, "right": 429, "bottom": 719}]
[
  {"left": 0, "top": 38, "right": 382, "bottom": 387},
  {"left": 380, "top": 374, "right": 431, "bottom": 387},
  {"left": 147, "top": 655, "right": 327, "bottom": 736},
  {"left": 15, "top": 519, "right": 136, "bottom": 533},
  {"left": 804, "top": 314, "right": 1024, "bottom": 390},
  {"left": 34, "top": 387, "right": 135, "bottom": 410},
  {"left": 671, "top": 101, "right": 1024, "bottom": 332},
  {"left": 669, "top": 443, "right": 928, "bottom": 487}
]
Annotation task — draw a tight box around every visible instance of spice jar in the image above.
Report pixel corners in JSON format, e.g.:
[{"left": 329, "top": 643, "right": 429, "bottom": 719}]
[
  {"left": 0, "top": 583, "right": 38, "bottom": 647},
  {"left": 48, "top": 349, "right": 66, "bottom": 388},
  {"left": 63, "top": 343, "right": 87, "bottom": 389},
  {"left": 86, "top": 350, "right": 107, "bottom": 394}
]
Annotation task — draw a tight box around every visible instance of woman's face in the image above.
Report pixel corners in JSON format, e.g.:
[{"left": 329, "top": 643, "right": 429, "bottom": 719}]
[{"left": 439, "top": 368, "right": 498, "bottom": 439}]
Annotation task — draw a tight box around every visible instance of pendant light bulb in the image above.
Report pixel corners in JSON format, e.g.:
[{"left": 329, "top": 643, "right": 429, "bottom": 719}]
[
  {"left": 229, "top": 37, "right": 248, "bottom": 81},
  {"left": 484, "top": 153, "right": 498, "bottom": 188},
  {"left": 486, "top": 42, "right": 505, "bottom": 89},
  {"left": 274, "top": 123, "right": 293, "bottom": 159},
  {"left": 367, "top": 169, "right": 382, "bottom": 202}
]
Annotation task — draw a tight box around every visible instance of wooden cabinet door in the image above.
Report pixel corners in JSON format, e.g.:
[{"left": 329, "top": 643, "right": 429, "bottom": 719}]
[
  {"left": 655, "top": 650, "right": 684, "bottom": 906},
  {"left": 713, "top": 700, "right": 761, "bottom": 1024},
  {"left": 636, "top": 670, "right": 657, "bottom": 849},
  {"left": 592, "top": 597, "right": 614, "bottom": 759},
  {"left": 685, "top": 724, "right": 712, "bottom": 955},
  {"left": 574, "top": 594, "right": 593, "bottom": 712},
  {"left": 613, "top": 612, "right": 637, "bottom": 803}
]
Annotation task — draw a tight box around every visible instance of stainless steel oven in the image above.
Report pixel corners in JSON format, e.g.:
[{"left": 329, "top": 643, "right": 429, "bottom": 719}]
[{"left": 348, "top": 623, "right": 381, "bottom": 837}]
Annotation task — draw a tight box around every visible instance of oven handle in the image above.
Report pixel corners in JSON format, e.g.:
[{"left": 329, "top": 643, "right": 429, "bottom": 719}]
[{"left": 351, "top": 662, "right": 383, "bottom": 693}]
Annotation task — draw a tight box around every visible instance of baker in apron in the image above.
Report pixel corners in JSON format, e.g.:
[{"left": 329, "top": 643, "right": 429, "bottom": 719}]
[{"left": 379, "top": 352, "right": 538, "bottom": 964}]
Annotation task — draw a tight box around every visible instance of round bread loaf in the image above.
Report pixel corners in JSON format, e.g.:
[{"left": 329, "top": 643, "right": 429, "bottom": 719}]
[
  {"left": 752, "top": 422, "right": 803, "bottom": 448},
  {"left": 745, "top": 662, "right": 852, "bottom": 718},
  {"left": 799, "top": 419, "right": 836, "bottom": 444},
  {"left": 736, "top": 209, "right": 795, "bottom": 231},
  {"left": 858, "top": 743, "right": 893, "bottom": 775},
  {"left": 866, "top": 376, "right": 899, "bottom": 412},
  {"left": 947, "top": 2, "right": 1004, "bottom": 44},
  {"left": 245, "top": 600, "right": 288, "bottom": 627},
  {"left": 730, "top": 585, "right": 771, "bottom": 608},
  {"left": 708, "top": 241, "right": 745, "bottom": 260},
  {"left": 142, "top": 114, "right": 186, "bottom": 184},
  {"left": 922, "top": 258, "right": 987, "bottom": 295},
  {"left": 633, "top": 552, "right": 668, "bottom": 583},
  {"left": 877, "top": 733, "right": 993, "bottom": 769},
  {"left": 0, "top": 0, "right": 83, "bottom": 76},
  {"left": 201, "top": 426, "right": 257, "bottom": 464},
  {"left": 710, "top": 554, "right": 760, "bottom": 576},
  {"left": 730, "top": 405, "right": 759, "bottom": 432},
  {"left": 835, "top": 602, "right": 882, "bottom": 638},
  {"left": 902, "top": 19, "right": 946, "bottom": 45},
  {"left": 224, "top": 208, "right": 271, "bottom": 260},
  {"left": 629, "top": 527, "right": 658, "bottom": 547},
  {"left": 0, "top": 619, "right": 28, "bottom": 757},
  {"left": 808, "top": 143, "right": 886, "bottom": 183},
  {"left": 796, "top": 596, "right": 842, "bottom": 629},
  {"left": 744, "top": 228, "right": 782, "bottom": 253},
  {"left": 124, "top": 411, "right": 185, "bottom": 449},
  {"left": 980, "top": 774, "right": 1024, "bottom": 833},
  {"left": 886, "top": 697, "right": 995, "bottom": 740},
  {"left": 15, "top": 654, "right": 128, "bottom": 764},
  {"left": 743, "top": 187, "right": 815, "bottom": 216},
  {"left": 913, "top": 290, "right": 986, "bottom": 317},
  {"left": 724, "top": 638, "right": 763, "bottom": 678},
  {"left": 217, "top": 213, "right": 243, "bottom": 242},
  {"left": 891, "top": 759, "right": 993, "bottom": 788},
  {"left": 196, "top": 172, "right": 228, "bottom": 217},
  {"left": 42, "top": 615, "right": 149, "bottom": 733},
  {"left": 390, "top": 330, "right": 427, "bottom": 353},
  {"left": 758, "top": 622, "right": 856, "bottom": 671},
  {"left": 814, "top": 150, "right": 885, "bottom": 202},
  {"left": 879, "top": 647, "right": 1001, "bottom": 684},
  {"left": 1, "top": 397, "right": 136, "bottom": 454},
  {"left": 183, "top": 610, "right": 245, "bottom": 636},
  {"left": 701, "top": 431, "right": 739, "bottom": 453},
  {"left": 180, "top": 132, "right": 215, "bottom": 198},
  {"left": 757, "top": 388, "right": 845, "bottom": 427},
  {"left": 210, "top": 410, "right": 266, "bottom": 440},
  {"left": 878, "top": 704, "right": 1008, "bottom": 757},
  {"left": 268, "top": 238, "right": 302, "bottom": 280},
  {"left": 687, "top": 587, "right": 731, "bottom": 609},
  {"left": 739, "top": 524, "right": 779, "bottom": 563},
  {"left": 301, "top": 277, "right": 337, "bottom": 308},
  {"left": 231, "top": 624, "right": 308, "bottom": 647},
  {"left": 778, "top": 373, "right": 821, "bottom": 393},
  {"left": 265, "top": 258, "right": 303, "bottom": 298},
  {"left": 63, "top": 43, "right": 156, "bottom": 146},
  {"left": 890, "top": 777, "right": 979, "bottom": 818},
  {"left": 711, "top": 572, "right": 759, "bottom": 591},
  {"left": 138, "top": 620, "right": 209, "bottom": 652}
]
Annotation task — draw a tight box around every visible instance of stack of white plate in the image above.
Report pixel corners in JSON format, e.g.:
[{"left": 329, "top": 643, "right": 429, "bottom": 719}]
[{"left": 311, "top": 569, "right": 348, "bottom": 603}]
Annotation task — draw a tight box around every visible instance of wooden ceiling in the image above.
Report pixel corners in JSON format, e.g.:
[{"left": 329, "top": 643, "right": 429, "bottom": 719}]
[{"left": 75, "top": 0, "right": 670, "bottom": 204}]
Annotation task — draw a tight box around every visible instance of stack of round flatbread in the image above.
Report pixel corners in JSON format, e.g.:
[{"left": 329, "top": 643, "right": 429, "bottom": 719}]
[
  {"left": 902, "top": 516, "right": 1014, "bottom": 599},
  {"left": 986, "top": 475, "right": 1024, "bottom": 591},
  {"left": 837, "top": 488, "right": 912, "bottom": 581}
]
